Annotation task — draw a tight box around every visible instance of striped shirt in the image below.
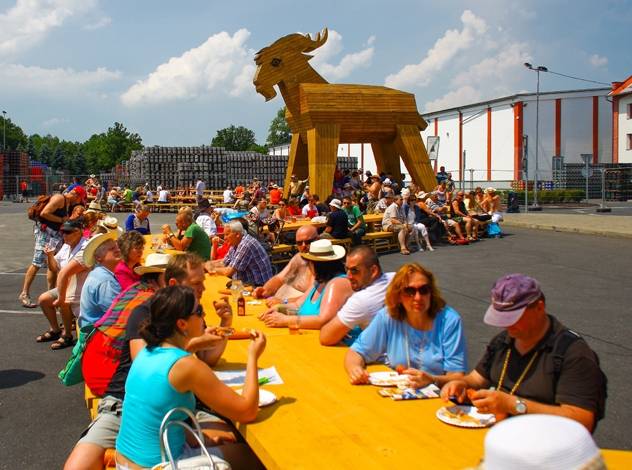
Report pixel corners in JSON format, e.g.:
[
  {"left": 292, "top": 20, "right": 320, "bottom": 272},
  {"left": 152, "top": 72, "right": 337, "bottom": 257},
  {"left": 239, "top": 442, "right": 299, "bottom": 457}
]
[{"left": 224, "top": 233, "right": 273, "bottom": 286}]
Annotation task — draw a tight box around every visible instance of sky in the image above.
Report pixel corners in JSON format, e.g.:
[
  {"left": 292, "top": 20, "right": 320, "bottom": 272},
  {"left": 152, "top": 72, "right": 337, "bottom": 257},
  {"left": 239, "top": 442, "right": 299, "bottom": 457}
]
[{"left": 1, "top": 0, "right": 630, "bottom": 147}]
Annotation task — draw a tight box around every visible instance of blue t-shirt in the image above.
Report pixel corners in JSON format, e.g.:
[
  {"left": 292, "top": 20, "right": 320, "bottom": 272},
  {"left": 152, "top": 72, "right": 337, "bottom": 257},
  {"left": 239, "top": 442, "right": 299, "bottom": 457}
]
[
  {"left": 351, "top": 306, "right": 467, "bottom": 375},
  {"left": 116, "top": 346, "right": 195, "bottom": 468},
  {"left": 125, "top": 213, "right": 151, "bottom": 235},
  {"left": 79, "top": 265, "right": 121, "bottom": 328}
]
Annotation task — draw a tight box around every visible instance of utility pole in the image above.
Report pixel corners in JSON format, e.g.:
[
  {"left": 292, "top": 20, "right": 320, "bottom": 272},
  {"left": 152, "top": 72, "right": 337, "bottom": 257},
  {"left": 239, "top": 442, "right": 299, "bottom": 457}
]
[{"left": 524, "top": 63, "right": 547, "bottom": 211}]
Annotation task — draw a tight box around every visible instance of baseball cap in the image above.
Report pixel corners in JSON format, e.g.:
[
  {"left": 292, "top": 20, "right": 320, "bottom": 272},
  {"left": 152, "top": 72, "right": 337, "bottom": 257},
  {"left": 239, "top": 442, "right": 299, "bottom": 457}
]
[
  {"left": 483, "top": 274, "right": 543, "bottom": 327},
  {"left": 60, "top": 219, "right": 83, "bottom": 233},
  {"left": 71, "top": 185, "right": 87, "bottom": 202},
  {"left": 329, "top": 198, "right": 342, "bottom": 209}
]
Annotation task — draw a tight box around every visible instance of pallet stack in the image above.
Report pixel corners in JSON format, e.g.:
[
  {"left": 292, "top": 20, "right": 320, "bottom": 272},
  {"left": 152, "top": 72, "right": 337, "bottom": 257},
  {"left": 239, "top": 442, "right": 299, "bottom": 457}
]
[
  {"left": 123, "top": 146, "right": 358, "bottom": 190},
  {"left": 1, "top": 150, "right": 29, "bottom": 195}
]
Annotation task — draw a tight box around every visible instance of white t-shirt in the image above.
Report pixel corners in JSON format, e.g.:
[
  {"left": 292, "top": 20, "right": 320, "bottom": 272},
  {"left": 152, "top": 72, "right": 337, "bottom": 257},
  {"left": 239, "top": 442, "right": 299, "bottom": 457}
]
[
  {"left": 337, "top": 272, "right": 395, "bottom": 330},
  {"left": 196, "top": 180, "right": 206, "bottom": 196},
  {"left": 58, "top": 238, "right": 90, "bottom": 313},
  {"left": 196, "top": 213, "right": 217, "bottom": 236},
  {"left": 158, "top": 190, "right": 169, "bottom": 202},
  {"left": 145, "top": 190, "right": 154, "bottom": 202},
  {"left": 223, "top": 189, "right": 234, "bottom": 203}
]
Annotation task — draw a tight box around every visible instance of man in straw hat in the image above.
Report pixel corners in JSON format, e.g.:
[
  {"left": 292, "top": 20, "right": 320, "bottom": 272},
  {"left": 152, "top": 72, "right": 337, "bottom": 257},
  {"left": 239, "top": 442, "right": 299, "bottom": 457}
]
[
  {"left": 78, "top": 230, "right": 122, "bottom": 329},
  {"left": 441, "top": 274, "right": 607, "bottom": 432}
]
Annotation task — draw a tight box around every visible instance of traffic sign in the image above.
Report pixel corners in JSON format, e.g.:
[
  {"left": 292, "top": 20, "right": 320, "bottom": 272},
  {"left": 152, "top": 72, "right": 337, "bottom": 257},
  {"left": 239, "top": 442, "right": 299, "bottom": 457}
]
[{"left": 581, "top": 168, "right": 593, "bottom": 178}]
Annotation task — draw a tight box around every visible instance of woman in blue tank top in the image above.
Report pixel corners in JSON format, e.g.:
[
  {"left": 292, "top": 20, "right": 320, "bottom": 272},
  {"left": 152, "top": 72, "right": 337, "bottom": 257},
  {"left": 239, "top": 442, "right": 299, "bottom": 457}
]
[
  {"left": 115, "top": 285, "right": 267, "bottom": 469},
  {"left": 259, "top": 239, "right": 352, "bottom": 331}
]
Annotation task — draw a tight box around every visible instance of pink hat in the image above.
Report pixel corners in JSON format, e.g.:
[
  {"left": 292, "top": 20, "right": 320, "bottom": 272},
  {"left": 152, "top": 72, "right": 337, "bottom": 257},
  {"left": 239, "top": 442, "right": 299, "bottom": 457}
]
[{"left": 484, "top": 274, "right": 542, "bottom": 327}]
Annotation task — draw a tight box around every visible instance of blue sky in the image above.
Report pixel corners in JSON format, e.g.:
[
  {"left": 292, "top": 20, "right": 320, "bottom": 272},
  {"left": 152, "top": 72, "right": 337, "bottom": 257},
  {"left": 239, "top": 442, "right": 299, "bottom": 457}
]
[{"left": 1, "top": 0, "right": 629, "bottom": 146}]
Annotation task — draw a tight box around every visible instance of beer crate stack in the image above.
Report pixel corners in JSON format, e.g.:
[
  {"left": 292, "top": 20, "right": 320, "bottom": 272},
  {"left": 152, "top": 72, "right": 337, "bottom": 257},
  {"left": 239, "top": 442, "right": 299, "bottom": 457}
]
[
  {"left": 1, "top": 150, "right": 30, "bottom": 196},
  {"left": 123, "top": 146, "right": 358, "bottom": 191}
]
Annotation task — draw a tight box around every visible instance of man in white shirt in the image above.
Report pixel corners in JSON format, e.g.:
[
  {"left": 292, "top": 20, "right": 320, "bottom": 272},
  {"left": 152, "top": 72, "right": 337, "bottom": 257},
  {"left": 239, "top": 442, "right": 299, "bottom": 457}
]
[
  {"left": 249, "top": 199, "right": 270, "bottom": 223},
  {"left": 320, "top": 246, "right": 393, "bottom": 346},
  {"left": 158, "top": 188, "right": 169, "bottom": 203},
  {"left": 195, "top": 179, "right": 206, "bottom": 201},
  {"left": 195, "top": 199, "right": 217, "bottom": 237},
  {"left": 145, "top": 189, "right": 154, "bottom": 203},
  {"left": 382, "top": 195, "right": 412, "bottom": 254},
  {"left": 223, "top": 186, "right": 234, "bottom": 204}
]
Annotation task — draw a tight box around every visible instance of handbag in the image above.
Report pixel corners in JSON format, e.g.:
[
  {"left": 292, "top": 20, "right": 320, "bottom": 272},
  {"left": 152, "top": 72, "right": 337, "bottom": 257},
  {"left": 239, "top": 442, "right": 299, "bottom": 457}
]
[
  {"left": 152, "top": 407, "right": 231, "bottom": 470},
  {"left": 58, "top": 325, "right": 94, "bottom": 386}
]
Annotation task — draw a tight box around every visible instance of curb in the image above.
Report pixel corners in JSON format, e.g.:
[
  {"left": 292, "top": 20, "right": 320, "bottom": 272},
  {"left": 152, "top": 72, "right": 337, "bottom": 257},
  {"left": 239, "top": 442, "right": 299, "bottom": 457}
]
[{"left": 503, "top": 220, "right": 632, "bottom": 239}]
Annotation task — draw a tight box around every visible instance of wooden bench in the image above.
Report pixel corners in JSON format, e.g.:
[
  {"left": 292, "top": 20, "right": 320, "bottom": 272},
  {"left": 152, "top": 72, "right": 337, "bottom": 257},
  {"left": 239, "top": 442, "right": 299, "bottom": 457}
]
[
  {"left": 270, "top": 243, "right": 295, "bottom": 266},
  {"left": 362, "top": 231, "right": 397, "bottom": 253},
  {"left": 330, "top": 238, "right": 352, "bottom": 251}
]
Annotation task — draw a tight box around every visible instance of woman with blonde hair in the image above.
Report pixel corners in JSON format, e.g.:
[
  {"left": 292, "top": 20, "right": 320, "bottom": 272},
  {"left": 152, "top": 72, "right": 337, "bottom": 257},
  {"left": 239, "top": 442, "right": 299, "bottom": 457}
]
[{"left": 345, "top": 263, "right": 467, "bottom": 388}]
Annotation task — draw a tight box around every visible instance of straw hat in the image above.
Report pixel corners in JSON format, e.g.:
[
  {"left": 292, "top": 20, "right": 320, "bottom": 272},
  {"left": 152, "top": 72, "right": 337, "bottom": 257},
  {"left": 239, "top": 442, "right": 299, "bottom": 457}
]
[
  {"left": 485, "top": 187, "right": 496, "bottom": 194},
  {"left": 134, "top": 253, "right": 171, "bottom": 275},
  {"left": 86, "top": 201, "right": 105, "bottom": 213},
  {"left": 480, "top": 415, "right": 604, "bottom": 470},
  {"left": 301, "top": 239, "right": 346, "bottom": 262},
  {"left": 97, "top": 216, "right": 123, "bottom": 234},
  {"left": 83, "top": 230, "right": 119, "bottom": 267}
]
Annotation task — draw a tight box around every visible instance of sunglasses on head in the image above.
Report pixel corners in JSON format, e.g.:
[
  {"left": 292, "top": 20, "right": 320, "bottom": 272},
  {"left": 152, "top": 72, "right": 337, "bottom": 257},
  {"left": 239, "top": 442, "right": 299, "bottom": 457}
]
[
  {"left": 402, "top": 285, "right": 431, "bottom": 297},
  {"left": 296, "top": 237, "right": 318, "bottom": 246}
]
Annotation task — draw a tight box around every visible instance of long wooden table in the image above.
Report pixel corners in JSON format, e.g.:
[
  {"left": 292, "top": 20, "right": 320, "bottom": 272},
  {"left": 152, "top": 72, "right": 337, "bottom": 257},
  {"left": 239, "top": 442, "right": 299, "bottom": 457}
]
[{"left": 200, "top": 276, "right": 631, "bottom": 469}]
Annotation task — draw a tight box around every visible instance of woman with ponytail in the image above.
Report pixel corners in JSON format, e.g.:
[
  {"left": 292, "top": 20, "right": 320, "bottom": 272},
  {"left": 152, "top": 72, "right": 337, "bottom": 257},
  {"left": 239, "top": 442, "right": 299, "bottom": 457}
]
[{"left": 115, "top": 285, "right": 267, "bottom": 469}]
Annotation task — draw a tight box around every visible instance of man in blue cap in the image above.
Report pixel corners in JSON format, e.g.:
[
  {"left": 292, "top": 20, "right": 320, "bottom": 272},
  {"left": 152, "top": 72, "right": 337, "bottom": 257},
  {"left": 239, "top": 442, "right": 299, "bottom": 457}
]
[{"left": 441, "top": 273, "right": 606, "bottom": 432}]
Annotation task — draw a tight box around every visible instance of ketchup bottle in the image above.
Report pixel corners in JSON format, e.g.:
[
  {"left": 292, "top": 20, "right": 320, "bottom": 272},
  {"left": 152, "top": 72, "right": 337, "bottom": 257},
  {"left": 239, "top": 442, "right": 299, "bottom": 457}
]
[{"left": 237, "top": 293, "right": 246, "bottom": 316}]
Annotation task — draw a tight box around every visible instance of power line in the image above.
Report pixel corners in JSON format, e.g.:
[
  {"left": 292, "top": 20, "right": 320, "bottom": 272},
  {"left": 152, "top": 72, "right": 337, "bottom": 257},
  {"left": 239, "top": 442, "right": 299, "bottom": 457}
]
[{"left": 545, "top": 69, "right": 610, "bottom": 86}]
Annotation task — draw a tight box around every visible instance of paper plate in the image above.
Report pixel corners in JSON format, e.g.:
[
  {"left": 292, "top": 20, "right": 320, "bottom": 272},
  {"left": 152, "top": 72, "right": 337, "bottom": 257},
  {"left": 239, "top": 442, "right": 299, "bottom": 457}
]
[
  {"left": 436, "top": 405, "right": 496, "bottom": 428},
  {"left": 368, "top": 371, "right": 409, "bottom": 387},
  {"left": 237, "top": 388, "right": 277, "bottom": 407}
]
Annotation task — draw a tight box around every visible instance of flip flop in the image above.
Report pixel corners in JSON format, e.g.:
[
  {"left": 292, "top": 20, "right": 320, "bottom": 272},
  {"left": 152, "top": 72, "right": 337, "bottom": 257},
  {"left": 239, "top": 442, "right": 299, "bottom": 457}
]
[
  {"left": 19, "top": 293, "right": 37, "bottom": 308},
  {"left": 400, "top": 249, "right": 411, "bottom": 255},
  {"left": 36, "top": 330, "right": 61, "bottom": 343}
]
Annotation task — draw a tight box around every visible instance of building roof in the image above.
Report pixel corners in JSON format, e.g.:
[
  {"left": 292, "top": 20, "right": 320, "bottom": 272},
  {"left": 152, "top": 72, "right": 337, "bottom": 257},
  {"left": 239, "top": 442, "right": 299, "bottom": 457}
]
[
  {"left": 609, "top": 76, "right": 632, "bottom": 97},
  {"left": 422, "top": 87, "right": 611, "bottom": 118}
]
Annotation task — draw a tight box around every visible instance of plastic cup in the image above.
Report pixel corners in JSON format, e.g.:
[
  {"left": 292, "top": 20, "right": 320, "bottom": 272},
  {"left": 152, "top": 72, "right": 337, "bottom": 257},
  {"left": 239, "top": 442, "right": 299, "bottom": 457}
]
[{"left": 288, "top": 314, "right": 301, "bottom": 335}]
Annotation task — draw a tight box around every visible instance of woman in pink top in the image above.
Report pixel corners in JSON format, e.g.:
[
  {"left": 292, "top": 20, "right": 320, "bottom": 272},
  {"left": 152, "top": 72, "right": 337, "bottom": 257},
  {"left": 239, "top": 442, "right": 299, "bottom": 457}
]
[{"left": 114, "top": 231, "right": 145, "bottom": 291}]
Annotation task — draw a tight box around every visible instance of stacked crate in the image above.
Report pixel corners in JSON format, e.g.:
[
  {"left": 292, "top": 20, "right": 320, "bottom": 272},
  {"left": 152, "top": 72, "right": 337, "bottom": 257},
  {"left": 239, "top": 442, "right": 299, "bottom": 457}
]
[
  {"left": 123, "top": 146, "right": 358, "bottom": 190},
  {"left": 1, "top": 150, "right": 29, "bottom": 196}
]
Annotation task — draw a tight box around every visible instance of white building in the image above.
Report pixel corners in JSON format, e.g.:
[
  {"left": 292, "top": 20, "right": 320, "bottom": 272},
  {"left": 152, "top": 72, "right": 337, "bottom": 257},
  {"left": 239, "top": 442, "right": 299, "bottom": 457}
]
[
  {"left": 420, "top": 88, "right": 612, "bottom": 187},
  {"left": 609, "top": 76, "right": 632, "bottom": 164}
]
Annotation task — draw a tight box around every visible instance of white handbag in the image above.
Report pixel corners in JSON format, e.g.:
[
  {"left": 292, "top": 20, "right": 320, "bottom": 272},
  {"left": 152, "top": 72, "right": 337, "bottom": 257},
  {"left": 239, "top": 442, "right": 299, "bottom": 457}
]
[{"left": 152, "top": 407, "right": 231, "bottom": 470}]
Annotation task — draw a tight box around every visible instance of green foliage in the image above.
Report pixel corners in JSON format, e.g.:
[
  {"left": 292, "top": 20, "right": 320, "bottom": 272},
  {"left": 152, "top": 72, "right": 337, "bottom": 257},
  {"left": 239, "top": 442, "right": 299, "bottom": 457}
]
[
  {"left": 266, "top": 107, "right": 291, "bottom": 147},
  {"left": 504, "top": 189, "right": 585, "bottom": 204},
  {"left": 39, "top": 144, "right": 52, "bottom": 166},
  {"left": 248, "top": 143, "right": 268, "bottom": 154},
  {"left": 82, "top": 122, "right": 142, "bottom": 173},
  {"left": 52, "top": 146, "right": 65, "bottom": 171},
  {"left": 211, "top": 125, "right": 256, "bottom": 151},
  {"left": 0, "top": 116, "right": 28, "bottom": 151}
]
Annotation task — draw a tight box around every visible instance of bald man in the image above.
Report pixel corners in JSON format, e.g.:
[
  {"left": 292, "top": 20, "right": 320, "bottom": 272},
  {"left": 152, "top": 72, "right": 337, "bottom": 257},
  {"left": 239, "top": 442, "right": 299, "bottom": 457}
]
[{"left": 253, "top": 225, "right": 318, "bottom": 306}]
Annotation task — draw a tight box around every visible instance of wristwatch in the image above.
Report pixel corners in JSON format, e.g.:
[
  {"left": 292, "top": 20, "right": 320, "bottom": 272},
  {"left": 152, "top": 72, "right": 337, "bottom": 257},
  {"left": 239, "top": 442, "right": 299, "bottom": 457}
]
[{"left": 514, "top": 398, "right": 527, "bottom": 415}]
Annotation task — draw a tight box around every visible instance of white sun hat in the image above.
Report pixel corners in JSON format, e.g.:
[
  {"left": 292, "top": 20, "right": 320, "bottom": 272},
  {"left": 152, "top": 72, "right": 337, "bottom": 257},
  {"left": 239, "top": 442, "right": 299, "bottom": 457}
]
[
  {"left": 134, "top": 253, "right": 172, "bottom": 275},
  {"left": 83, "top": 230, "right": 119, "bottom": 267},
  {"left": 301, "top": 239, "right": 345, "bottom": 262},
  {"left": 480, "top": 415, "right": 604, "bottom": 470}
]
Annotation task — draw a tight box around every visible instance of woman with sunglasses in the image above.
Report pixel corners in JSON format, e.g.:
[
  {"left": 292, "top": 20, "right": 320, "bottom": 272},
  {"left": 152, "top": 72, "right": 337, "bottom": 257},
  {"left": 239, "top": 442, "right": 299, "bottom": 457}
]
[
  {"left": 272, "top": 198, "right": 289, "bottom": 220},
  {"left": 345, "top": 263, "right": 466, "bottom": 388},
  {"left": 115, "top": 285, "right": 266, "bottom": 469}
]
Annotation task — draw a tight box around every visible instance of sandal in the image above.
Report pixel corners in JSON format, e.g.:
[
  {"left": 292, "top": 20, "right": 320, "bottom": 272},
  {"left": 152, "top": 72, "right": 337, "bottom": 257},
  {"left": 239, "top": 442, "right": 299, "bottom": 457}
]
[
  {"left": 51, "top": 335, "right": 75, "bottom": 351},
  {"left": 19, "top": 293, "right": 37, "bottom": 308},
  {"left": 400, "top": 249, "right": 411, "bottom": 255},
  {"left": 36, "top": 329, "right": 61, "bottom": 343}
]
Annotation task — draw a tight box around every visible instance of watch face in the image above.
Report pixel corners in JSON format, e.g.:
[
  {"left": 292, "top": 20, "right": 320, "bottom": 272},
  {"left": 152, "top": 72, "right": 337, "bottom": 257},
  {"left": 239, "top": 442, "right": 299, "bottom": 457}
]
[{"left": 516, "top": 400, "right": 527, "bottom": 414}]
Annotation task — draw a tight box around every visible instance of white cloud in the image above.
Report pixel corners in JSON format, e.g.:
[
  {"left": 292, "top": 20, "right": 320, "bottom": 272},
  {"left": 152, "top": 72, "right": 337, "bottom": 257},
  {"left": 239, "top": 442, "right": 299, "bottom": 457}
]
[
  {"left": 384, "top": 10, "right": 487, "bottom": 90},
  {"left": 121, "top": 29, "right": 254, "bottom": 106},
  {"left": 309, "top": 30, "right": 374, "bottom": 81},
  {"left": 589, "top": 54, "right": 608, "bottom": 67},
  {"left": 43, "top": 117, "right": 69, "bottom": 127},
  {"left": 0, "top": 63, "right": 121, "bottom": 94},
  {"left": 82, "top": 16, "right": 111, "bottom": 31},
  {"left": 424, "top": 86, "right": 482, "bottom": 112},
  {"left": 452, "top": 42, "right": 531, "bottom": 87},
  {"left": 0, "top": 0, "right": 97, "bottom": 56}
]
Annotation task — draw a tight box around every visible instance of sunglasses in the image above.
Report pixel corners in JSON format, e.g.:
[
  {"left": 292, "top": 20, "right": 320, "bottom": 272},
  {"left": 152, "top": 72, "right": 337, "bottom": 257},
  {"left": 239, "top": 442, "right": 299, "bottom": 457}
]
[
  {"left": 296, "top": 237, "right": 318, "bottom": 246},
  {"left": 402, "top": 285, "right": 432, "bottom": 297}
]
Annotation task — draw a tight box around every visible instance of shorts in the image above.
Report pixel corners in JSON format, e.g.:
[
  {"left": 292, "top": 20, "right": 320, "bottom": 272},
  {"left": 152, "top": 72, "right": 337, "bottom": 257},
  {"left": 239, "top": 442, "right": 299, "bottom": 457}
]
[
  {"left": 387, "top": 224, "right": 406, "bottom": 233},
  {"left": 77, "top": 395, "right": 122, "bottom": 448},
  {"left": 33, "top": 225, "right": 63, "bottom": 268}
]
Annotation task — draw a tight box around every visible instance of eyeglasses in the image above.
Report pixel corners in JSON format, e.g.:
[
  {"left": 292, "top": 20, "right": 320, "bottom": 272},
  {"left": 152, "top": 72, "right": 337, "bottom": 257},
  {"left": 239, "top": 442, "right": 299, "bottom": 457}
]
[
  {"left": 192, "top": 304, "right": 204, "bottom": 317},
  {"left": 402, "top": 285, "right": 431, "bottom": 297},
  {"left": 296, "top": 237, "right": 318, "bottom": 246}
]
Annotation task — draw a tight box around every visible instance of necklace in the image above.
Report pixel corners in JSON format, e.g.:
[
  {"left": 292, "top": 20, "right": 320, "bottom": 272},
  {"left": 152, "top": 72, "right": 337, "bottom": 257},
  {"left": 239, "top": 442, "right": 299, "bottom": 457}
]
[
  {"left": 404, "top": 326, "right": 429, "bottom": 370},
  {"left": 497, "top": 348, "right": 540, "bottom": 395}
]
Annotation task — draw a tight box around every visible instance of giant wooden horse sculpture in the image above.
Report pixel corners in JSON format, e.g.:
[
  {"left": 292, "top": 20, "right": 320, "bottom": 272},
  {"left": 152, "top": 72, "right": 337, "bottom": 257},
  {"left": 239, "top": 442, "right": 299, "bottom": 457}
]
[{"left": 253, "top": 28, "right": 437, "bottom": 198}]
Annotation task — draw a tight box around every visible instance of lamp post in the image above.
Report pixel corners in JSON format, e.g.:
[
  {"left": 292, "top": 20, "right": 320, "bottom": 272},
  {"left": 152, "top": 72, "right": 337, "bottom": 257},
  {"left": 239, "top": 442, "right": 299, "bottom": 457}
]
[
  {"left": 2, "top": 110, "right": 6, "bottom": 151},
  {"left": 524, "top": 63, "right": 547, "bottom": 211}
]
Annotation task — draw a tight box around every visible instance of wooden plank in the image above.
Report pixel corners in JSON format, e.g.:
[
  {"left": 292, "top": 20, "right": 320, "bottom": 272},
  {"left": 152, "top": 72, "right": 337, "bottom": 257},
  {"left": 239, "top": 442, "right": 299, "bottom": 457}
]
[
  {"left": 307, "top": 123, "right": 340, "bottom": 200},
  {"left": 394, "top": 124, "right": 437, "bottom": 192}
]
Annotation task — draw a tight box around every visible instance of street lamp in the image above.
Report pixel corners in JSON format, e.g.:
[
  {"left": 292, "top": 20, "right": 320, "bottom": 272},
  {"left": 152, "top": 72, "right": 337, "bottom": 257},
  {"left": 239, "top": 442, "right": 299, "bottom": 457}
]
[
  {"left": 2, "top": 110, "right": 6, "bottom": 151},
  {"left": 524, "top": 63, "right": 547, "bottom": 211}
]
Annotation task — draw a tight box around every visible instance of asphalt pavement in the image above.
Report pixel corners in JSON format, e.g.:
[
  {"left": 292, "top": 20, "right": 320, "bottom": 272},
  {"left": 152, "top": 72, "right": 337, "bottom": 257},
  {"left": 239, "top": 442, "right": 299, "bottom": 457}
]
[{"left": 0, "top": 202, "right": 631, "bottom": 469}]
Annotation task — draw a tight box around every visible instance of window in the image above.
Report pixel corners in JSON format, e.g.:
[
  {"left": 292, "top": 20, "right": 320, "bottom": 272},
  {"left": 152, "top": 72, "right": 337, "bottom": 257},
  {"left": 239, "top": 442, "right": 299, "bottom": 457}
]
[
  {"left": 628, "top": 134, "right": 632, "bottom": 150},
  {"left": 628, "top": 103, "right": 632, "bottom": 119}
]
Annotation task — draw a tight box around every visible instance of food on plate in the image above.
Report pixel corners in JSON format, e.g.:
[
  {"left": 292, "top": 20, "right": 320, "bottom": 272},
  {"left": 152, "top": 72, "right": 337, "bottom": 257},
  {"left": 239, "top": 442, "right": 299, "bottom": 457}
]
[
  {"left": 444, "top": 407, "right": 485, "bottom": 426},
  {"left": 216, "top": 327, "right": 256, "bottom": 340},
  {"left": 395, "top": 364, "right": 405, "bottom": 375}
]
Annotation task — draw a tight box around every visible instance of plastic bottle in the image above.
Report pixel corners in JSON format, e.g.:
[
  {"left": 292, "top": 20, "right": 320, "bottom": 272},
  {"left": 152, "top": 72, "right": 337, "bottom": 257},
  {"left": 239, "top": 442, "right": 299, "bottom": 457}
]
[{"left": 237, "top": 293, "right": 246, "bottom": 317}]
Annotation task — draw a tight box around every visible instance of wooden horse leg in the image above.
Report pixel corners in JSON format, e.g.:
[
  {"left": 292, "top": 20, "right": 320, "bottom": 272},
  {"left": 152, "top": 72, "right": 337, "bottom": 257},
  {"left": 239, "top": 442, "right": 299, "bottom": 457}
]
[
  {"left": 307, "top": 124, "right": 340, "bottom": 200},
  {"left": 371, "top": 141, "right": 402, "bottom": 182},
  {"left": 283, "top": 133, "right": 309, "bottom": 198},
  {"left": 394, "top": 124, "right": 437, "bottom": 191}
]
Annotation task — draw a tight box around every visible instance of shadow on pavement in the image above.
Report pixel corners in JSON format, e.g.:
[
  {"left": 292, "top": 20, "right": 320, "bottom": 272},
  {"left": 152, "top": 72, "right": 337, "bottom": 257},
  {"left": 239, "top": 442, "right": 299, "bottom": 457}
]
[{"left": 0, "top": 368, "right": 45, "bottom": 389}]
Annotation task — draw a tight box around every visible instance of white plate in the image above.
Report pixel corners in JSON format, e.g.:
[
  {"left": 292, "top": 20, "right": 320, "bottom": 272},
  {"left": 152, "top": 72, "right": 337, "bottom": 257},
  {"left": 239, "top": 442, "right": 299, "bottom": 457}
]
[
  {"left": 368, "top": 371, "right": 409, "bottom": 387},
  {"left": 237, "top": 388, "right": 277, "bottom": 407},
  {"left": 436, "top": 405, "right": 496, "bottom": 428}
]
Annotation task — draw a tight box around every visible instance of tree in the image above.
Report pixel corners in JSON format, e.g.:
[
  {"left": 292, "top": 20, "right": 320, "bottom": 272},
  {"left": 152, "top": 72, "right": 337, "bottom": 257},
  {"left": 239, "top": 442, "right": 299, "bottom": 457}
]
[
  {"left": 82, "top": 122, "right": 142, "bottom": 172},
  {"left": 52, "top": 146, "right": 65, "bottom": 171},
  {"left": 211, "top": 125, "right": 256, "bottom": 151},
  {"left": 248, "top": 143, "right": 269, "bottom": 154},
  {"left": 266, "top": 107, "right": 291, "bottom": 147},
  {"left": 39, "top": 144, "right": 52, "bottom": 166},
  {"left": 0, "top": 116, "right": 28, "bottom": 151}
]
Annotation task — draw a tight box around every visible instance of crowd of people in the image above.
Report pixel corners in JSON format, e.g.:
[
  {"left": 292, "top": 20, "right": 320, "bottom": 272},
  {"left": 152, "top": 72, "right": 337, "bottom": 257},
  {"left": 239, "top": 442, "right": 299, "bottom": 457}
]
[{"left": 17, "top": 169, "right": 608, "bottom": 470}]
